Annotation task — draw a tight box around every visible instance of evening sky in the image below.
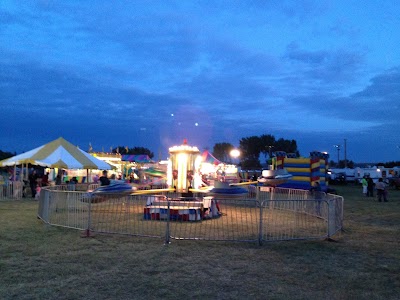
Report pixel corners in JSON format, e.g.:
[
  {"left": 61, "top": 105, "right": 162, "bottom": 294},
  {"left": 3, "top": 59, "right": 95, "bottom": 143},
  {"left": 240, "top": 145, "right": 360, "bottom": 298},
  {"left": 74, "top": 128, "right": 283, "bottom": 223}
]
[{"left": 1, "top": 1, "right": 399, "bottom": 163}]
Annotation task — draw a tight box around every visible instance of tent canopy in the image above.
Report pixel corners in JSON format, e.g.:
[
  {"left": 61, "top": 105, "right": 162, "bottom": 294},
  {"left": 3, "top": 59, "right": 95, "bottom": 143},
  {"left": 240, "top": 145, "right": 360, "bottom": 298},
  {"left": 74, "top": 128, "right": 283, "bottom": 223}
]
[
  {"left": 201, "top": 150, "right": 221, "bottom": 165},
  {"left": 0, "top": 137, "right": 112, "bottom": 170}
]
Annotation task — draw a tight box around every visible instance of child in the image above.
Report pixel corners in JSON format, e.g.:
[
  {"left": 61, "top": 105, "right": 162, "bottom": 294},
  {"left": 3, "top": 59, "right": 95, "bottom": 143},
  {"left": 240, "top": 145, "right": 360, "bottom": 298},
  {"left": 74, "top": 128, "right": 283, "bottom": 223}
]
[
  {"left": 361, "top": 177, "right": 368, "bottom": 196},
  {"left": 35, "top": 184, "right": 41, "bottom": 200}
]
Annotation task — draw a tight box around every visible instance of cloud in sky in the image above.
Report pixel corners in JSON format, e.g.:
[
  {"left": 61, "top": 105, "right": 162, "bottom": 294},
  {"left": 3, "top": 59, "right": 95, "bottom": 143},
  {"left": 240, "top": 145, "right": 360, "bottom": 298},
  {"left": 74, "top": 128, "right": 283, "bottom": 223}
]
[{"left": 1, "top": 0, "right": 400, "bottom": 162}]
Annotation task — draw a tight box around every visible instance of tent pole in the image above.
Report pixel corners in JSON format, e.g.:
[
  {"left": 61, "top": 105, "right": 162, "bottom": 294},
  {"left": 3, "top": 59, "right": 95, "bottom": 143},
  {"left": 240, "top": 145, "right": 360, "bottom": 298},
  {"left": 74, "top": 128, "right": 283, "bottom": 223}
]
[{"left": 20, "top": 163, "right": 23, "bottom": 182}]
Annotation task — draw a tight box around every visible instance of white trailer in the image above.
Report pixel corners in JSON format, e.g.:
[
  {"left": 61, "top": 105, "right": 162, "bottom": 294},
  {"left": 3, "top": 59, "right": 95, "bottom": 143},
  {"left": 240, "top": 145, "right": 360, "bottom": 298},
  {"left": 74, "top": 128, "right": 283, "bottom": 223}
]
[
  {"left": 329, "top": 166, "right": 400, "bottom": 184},
  {"left": 355, "top": 167, "right": 382, "bottom": 183}
]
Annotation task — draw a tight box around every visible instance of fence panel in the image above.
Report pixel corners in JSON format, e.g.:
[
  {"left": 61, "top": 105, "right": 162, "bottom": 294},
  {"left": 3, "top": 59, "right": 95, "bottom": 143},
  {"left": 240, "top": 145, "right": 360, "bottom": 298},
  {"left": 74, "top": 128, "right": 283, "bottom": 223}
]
[
  {"left": 167, "top": 198, "right": 260, "bottom": 242},
  {"left": 37, "top": 187, "right": 344, "bottom": 243},
  {"left": 88, "top": 195, "right": 165, "bottom": 239},
  {"left": 46, "top": 190, "right": 90, "bottom": 230},
  {"left": 260, "top": 199, "right": 329, "bottom": 242},
  {"left": 327, "top": 194, "right": 344, "bottom": 238},
  {"left": 0, "top": 181, "right": 24, "bottom": 199}
]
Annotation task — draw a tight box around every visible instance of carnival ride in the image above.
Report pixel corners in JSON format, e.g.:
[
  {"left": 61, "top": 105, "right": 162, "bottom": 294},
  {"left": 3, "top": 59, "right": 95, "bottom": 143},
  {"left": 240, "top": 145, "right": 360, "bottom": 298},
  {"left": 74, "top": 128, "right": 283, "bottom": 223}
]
[
  {"left": 84, "top": 180, "right": 137, "bottom": 203},
  {"left": 208, "top": 181, "right": 248, "bottom": 199},
  {"left": 257, "top": 169, "right": 293, "bottom": 187},
  {"left": 85, "top": 140, "right": 251, "bottom": 220},
  {"left": 83, "top": 140, "right": 307, "bottom": 221}
]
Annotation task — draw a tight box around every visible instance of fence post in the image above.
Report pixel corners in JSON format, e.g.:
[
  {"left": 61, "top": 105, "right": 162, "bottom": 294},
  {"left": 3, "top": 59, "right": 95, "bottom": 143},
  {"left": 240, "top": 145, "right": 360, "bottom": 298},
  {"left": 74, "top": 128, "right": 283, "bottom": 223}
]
[
  {"left": 84, "top": 197, "right": 93, "bottom": 237},
  {"left": 42, "top": 189, "right": 50, "bottom": 222},
  {"left": 270, "top": 187, "right": 275, "bottom": 210},
  {"left": 327, "top": 199, "right": 336, "bottom": 239},
  {"left": 340, "top": 197, "right": 344, "bottom": 231},
  {"left": 257, "top": 187, "right": 263, "bottom": 245},
  {"left": 258, "top": 199, "right": 263, "bottom": 246},
  {"left": 165, "top": 199, "right": 171, "bottom": 245}
]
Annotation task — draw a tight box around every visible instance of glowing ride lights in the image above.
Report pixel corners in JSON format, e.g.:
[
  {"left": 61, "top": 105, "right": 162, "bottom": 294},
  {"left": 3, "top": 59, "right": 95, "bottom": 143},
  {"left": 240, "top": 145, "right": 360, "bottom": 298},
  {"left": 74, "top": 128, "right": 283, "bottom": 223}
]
[{"left": 168, "top": 140, "right": 201, "bottom": 193}]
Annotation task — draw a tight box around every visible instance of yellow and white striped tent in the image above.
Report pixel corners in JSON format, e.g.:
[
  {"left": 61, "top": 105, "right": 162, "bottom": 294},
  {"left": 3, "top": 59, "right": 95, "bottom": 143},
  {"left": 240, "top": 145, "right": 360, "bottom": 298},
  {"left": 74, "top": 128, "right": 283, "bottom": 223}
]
[{"left": 0, "top": 137, "right": 112, "bottom": 170}]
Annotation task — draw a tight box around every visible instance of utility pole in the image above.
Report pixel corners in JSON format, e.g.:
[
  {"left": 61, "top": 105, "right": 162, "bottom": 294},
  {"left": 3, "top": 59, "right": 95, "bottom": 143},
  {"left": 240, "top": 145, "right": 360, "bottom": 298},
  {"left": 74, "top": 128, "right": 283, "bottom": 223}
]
[
  {"left": 268, "top": 145, "right": 274, "bottom": 158},
  {"left": 334, "top": 144, "right": 341, "bottom": 166},
  {"left": 344, "top": 138, "right": 347, "bottom": 168}
]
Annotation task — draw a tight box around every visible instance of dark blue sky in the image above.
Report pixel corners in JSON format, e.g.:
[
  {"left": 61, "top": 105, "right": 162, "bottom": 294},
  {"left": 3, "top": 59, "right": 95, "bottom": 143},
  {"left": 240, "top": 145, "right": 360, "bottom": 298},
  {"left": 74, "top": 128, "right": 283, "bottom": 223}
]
[{"left": 1, "top": 1, "right": 399, "bottom": 162}]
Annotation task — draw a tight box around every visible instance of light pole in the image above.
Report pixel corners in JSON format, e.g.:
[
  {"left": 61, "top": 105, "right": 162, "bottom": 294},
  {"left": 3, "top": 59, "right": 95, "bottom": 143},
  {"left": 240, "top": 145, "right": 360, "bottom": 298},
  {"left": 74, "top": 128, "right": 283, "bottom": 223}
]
[
  {"left": 267, "top": 145, "right": 274, "bottom": 158},
  {"left": 333, "top": 145, "right": 341, "bottom": 166}
]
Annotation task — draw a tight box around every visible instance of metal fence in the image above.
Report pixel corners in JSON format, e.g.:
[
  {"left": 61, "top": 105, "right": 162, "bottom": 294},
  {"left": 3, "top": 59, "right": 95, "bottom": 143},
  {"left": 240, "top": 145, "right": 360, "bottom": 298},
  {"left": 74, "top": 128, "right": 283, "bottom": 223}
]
[
  {"left": 0, "top": 181, "right": 100, "bottom": 200},
  {"left": 0, "top": 181, "right": 25, "bottom": 199},
  {"left": 37, "top": 185, "right": 344, "bottom": 244}
]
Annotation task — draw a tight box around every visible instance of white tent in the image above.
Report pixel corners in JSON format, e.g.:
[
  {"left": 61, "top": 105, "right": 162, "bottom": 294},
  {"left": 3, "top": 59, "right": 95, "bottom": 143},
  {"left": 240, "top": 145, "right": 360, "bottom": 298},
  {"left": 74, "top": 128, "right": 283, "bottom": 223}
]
[{"left": 0, "top": 137, "right": 112, "bottom": 170}]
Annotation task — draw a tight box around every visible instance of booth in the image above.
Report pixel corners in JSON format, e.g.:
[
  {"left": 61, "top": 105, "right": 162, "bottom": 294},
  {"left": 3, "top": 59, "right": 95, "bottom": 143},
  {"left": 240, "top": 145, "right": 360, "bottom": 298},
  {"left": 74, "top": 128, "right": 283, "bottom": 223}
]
[{"left": 144, "top": 195, "right": 220, "bottom": 221}]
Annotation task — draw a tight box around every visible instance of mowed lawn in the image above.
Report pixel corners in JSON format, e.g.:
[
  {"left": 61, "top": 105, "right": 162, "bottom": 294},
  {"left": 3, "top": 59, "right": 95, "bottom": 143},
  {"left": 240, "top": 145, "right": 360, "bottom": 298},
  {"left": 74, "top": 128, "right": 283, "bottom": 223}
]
[{"left": 1, "top": 185, "right": 399, "bottom": 300}]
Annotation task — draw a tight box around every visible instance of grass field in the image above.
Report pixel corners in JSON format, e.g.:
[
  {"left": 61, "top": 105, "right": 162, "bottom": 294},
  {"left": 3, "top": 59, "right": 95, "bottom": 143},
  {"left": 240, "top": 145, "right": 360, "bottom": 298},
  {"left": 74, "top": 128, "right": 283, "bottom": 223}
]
[{"left": 1, "top": 185, "right": 399, "bottom": 299}]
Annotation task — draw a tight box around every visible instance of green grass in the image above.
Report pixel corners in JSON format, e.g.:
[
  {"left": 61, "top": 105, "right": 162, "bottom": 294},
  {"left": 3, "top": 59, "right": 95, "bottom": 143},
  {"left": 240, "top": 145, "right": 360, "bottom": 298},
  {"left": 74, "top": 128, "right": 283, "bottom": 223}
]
[{"left": 1, "top": 185, "right": 399, "bottom": 299}]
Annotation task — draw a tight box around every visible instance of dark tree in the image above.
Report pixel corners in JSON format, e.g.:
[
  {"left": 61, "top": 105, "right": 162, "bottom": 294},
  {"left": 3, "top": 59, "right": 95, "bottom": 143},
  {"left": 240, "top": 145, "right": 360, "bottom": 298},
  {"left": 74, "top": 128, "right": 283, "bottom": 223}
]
[
  {"left": 274, "top": 138, "right": 299, "bottom": 156},
  {"left": 377, "top": 161, "right": 400, "bottom": 168},
  {"left": 113, "top": 146, "right": 154, "bottom": 159},
  {"left": 341, "top": 160, "right": 354, "bottom": 168},
  {"left": 0, "top": 150, "right": 15, "bottom": 161},
  {"left": 212, "top": 142, "right": 234, "bottom": 162},
  {"left": 239, "top": 136, "right": 262, "bottom": 169},
  {"left": 329, "top": 160, "right": 354, "bottom": 168},
  {"left": 259, "top": 134, "right": 276, "bottom": 159},
  {"left": 213, "top": 133, "right": 301, "bottom": 169}
]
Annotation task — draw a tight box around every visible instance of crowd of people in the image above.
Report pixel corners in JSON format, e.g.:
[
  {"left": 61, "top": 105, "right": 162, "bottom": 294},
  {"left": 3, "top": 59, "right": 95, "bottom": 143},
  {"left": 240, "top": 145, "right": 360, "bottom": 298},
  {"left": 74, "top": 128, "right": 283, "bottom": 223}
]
[
  {"left": 361, "top": 176, "right": 389, "bottom": 202},
  {"left": 25, "top": 170, "right": 119, "bottom": 197}
]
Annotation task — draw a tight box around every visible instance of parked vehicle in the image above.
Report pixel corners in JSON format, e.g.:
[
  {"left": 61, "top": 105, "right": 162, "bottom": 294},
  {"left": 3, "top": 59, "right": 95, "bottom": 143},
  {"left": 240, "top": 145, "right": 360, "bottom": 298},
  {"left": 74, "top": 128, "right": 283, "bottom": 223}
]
[
  {"left": 328, "top": 168, "right": 356, "bottom": 183},
  {"left": 328, "top": 172, "right": 347, "bottom": 185}
]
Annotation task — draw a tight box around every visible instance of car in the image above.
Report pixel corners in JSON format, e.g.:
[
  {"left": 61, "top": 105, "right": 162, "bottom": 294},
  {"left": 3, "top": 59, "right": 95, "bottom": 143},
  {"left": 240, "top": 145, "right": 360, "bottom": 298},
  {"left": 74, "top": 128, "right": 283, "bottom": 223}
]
[{"left": 328, "top": 172, "right": 347, "bottom": 185}]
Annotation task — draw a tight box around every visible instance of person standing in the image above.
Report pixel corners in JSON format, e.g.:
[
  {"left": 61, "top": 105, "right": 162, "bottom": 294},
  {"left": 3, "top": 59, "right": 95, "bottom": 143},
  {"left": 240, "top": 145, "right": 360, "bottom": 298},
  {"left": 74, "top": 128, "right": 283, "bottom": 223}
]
[
  {"left": 99, "top": 170, "right": 110, "bottom": 186},
  {"left": 367, "top": 177, "right": 374, "bottom": 197},
  {"left": 312, "top": 182, "right": 323, "bottom": 216},
  {"left": 361, "top": 177, "right": 368, "bottom": 196},
  {"left": 375, "top": 178, "right": 388, "bottom": 202},
  {"left": 55, "top": 174, "right": 62, "bottom": 185},
  {"left": 68, "top": 176, "right": 78, "bottom": 191},
  {"left": 28, "top": 170, "right": 38, "bottom": 198},
  {"left": 42, "top": 172, "right": 49, "bottom": 186}
]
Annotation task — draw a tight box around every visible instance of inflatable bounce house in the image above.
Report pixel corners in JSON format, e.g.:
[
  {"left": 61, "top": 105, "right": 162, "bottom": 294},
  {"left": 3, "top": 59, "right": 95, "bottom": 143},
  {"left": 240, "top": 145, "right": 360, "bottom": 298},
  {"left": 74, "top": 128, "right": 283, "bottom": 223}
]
[{"left": 272, "top": 151, "right": 329, "bottom": 191}]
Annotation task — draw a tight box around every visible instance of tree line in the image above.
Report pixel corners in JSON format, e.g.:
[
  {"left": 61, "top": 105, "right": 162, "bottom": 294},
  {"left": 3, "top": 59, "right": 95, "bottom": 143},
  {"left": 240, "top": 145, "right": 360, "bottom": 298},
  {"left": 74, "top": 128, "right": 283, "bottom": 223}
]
[
  {"left": 109, "top": 146, "right": 154, "bottom": 159},
  {"left": 3, "top": 137, "right": 398, "bottom": 170},
  {"left": 0, "top": 150, "right": 16, "bottom": 161},
  {"left": 212, "top": 134, "right": 299, "bottom": 169}
]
